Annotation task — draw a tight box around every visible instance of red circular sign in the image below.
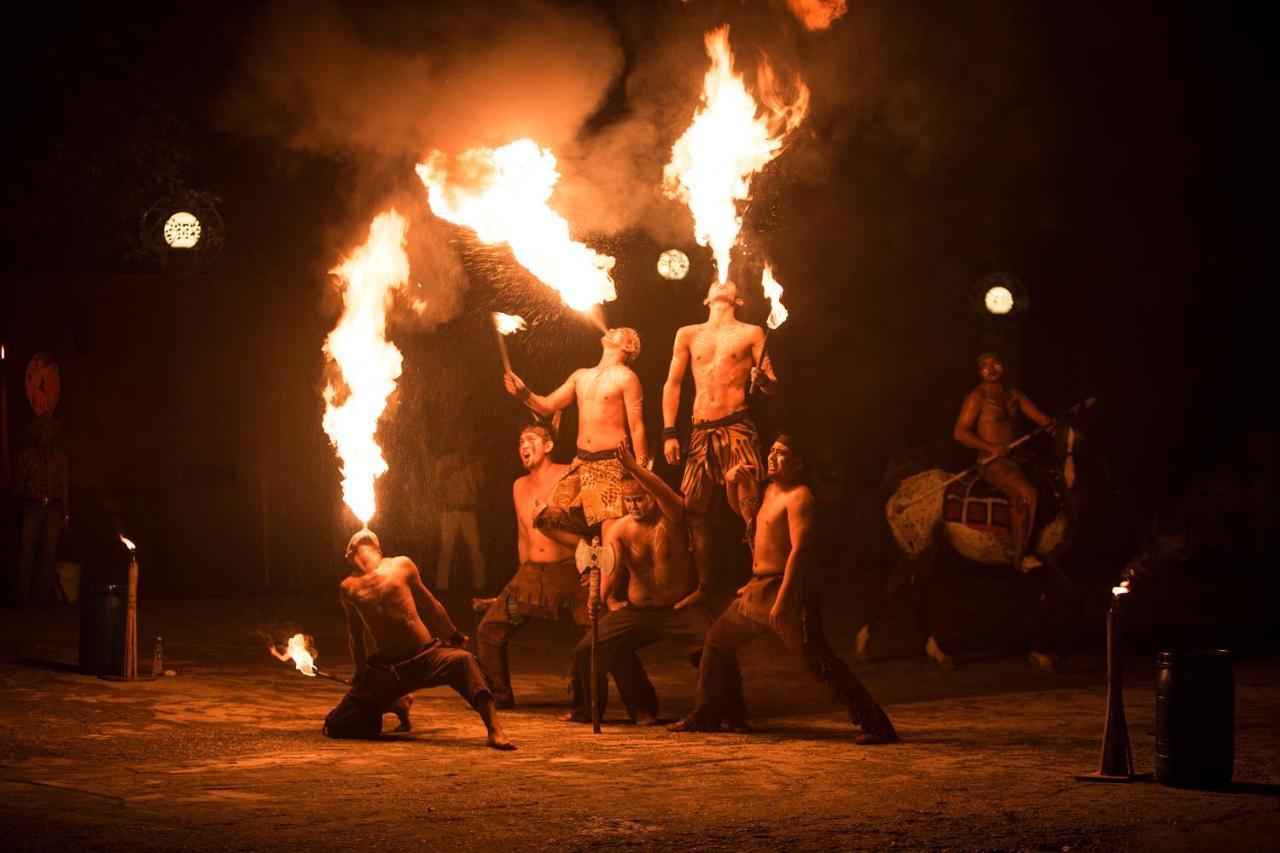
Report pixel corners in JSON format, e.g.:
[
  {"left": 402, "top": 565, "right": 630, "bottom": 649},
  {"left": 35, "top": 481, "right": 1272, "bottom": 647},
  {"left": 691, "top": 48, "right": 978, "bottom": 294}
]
[{"left": 25, "top": 352, "right": 61, "bottom": 416}]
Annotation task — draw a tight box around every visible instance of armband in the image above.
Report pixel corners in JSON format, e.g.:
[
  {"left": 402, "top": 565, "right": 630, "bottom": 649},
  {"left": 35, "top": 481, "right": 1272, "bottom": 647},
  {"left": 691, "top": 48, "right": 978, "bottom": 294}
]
[
  {"left": 662, "top": 426, "right": 678, "bottom": 441},
  {"left": 515, "top": 387, "right": 532, "bottom": 402}
]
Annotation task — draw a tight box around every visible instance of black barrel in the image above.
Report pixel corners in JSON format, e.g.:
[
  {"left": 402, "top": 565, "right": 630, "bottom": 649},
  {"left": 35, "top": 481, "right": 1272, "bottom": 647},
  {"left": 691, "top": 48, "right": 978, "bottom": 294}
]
[
  {"left": 1156, "top": 649, "right": 1234, "bottom": 788},
  {"left": 79, "top": 583, "right": 126, "bottom": 676}
]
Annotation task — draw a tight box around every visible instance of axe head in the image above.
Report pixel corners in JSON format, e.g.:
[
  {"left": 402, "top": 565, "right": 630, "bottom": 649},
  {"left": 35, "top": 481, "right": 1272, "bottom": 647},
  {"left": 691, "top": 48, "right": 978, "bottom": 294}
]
[{"left": 575, "top": 537, "right": 616, "bottom": 577}]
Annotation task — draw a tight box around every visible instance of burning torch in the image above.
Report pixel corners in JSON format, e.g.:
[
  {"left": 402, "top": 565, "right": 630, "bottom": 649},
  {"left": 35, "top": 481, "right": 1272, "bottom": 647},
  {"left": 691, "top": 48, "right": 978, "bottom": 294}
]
[
  {"left": 491, "top": 312, "right": 527, "bottom": 376},
  {"left": 749, "top": 264, "right": 787, "bottom": 394},
  {"left": 270, "top": 633, "right": 351, "bottom": 686},
  {"left": 119, "top": 534, "right": 139, "bottom": 680}
]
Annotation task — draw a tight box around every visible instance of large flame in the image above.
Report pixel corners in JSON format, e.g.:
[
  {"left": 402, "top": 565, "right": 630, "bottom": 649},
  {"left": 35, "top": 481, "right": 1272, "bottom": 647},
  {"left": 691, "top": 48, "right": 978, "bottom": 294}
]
[
  {"left": 492, "top": 312, "right": 528, "bottom": 335},
  {"left": 270, "top": 633, "right": 317, "bottom": 677},
  {"left": 784, "top": 0, "right": 848, "bottom": 31},
  {"left": 761, "top": 263, "right": 789, "bottom": 330},
  {"left": 322, "top": 210, "right": 413, "bottom": 526},
  {"left": 416, "top": 139, "right": 616, "bottom": 312},
  {"left": 663, "top": 26, "right": 809, "bottom": 283}
]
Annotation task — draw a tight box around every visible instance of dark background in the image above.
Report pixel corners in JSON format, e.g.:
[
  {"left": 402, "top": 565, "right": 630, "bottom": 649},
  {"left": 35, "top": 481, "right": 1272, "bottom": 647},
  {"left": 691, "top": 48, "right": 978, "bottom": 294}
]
[{"left": 1, "top": 1, "right": 1274, "bottom": 615}]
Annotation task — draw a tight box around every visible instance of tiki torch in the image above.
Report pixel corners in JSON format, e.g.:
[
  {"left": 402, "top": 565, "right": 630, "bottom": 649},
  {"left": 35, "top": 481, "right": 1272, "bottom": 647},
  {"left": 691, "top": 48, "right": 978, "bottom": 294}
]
[
  {"left": 491, "top": 312, "right": 527, "bottom": 375},
  {"left": 1077, "top": 579, "right": 1151, "bottom": 782},
  {"left": 119, "top": 534, "right": 139, "bottom": 679},
  {"left": 749, "top": 264, "right": 787, "bottom": 394}
]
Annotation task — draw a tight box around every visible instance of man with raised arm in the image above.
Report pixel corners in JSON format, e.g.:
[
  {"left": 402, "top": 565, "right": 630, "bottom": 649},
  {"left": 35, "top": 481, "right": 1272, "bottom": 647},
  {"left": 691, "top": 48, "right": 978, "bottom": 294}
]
[
  {"left": 504, "top": 327, "right": 649, "bottom": 543},
  {"left": 670, "top": 435, "right": 898, "bottom": 744},
  {"left": 662, "top": 279, "right": 777, "bottom": 599},
  {"left": 561, "top": 440, "right": 712, "bottom": 724},
  {"left": 323, "top": 530, "right": 515, "bottom": 750},
  {"left": 953, "top": 350, "right": 1053, "bottom": 571},
  {"left": 474, "top": 423, "right": 653, "bottom": 715}
]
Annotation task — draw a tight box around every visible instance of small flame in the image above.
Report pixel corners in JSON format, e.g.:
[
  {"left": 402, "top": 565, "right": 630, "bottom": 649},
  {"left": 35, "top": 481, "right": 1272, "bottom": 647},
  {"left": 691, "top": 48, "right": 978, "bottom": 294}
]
[
  {"left": 663, "top": 26, "right": 809, "bottom": 283},
  {"left": 1112, "top": 582, "right": 1130, "bottom": 596},
  {"left": 785, "top": 0, "right": 848, "bottom": 31},
  {"left": 761, "top": 263, "right": 789, "bottom": 330},
  {"left": 417, "top": 139, "right": 616, "bottom": 312},
  {"left": 322, "top": 210, "right": 415, "bottom": 526},
  {"left": 270, "top": 633, "right": 318, "bottom": 677},
  {"left": 492, "top": 312, "right": 528, "bottom": 336},
  {"left": 118, "top": 534, "right": 137, "bottom": 553}
]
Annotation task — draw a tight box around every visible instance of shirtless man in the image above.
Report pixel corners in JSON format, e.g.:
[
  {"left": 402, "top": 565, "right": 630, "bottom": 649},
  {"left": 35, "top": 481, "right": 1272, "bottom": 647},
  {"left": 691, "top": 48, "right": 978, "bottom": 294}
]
[
  {"left": 474, "top": 424, "right": 652, "bottom": 714},
  {"left": 953, "top": 350, "right": 1052, "bottom": 571},
  {"left": 670, "top": 436, "right": 898, "bottom": 744},
  {"left": 504, "top": 328, "right": 648, "bottom": 543},
  {"left": 562, "top": 440, "right": 712, "bottom": 723},
  {"left": 662, "top": 279, "right": 777, "bottom": 598},
  {"left": 323, "top": 530, "right": 515, "bottom": 750}
]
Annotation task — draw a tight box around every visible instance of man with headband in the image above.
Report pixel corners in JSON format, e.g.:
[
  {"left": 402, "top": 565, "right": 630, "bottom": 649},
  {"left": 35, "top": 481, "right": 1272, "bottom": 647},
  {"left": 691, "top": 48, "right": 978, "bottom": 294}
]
[{"left": 323, "top": 530, "right": 515, "bottom": 750}]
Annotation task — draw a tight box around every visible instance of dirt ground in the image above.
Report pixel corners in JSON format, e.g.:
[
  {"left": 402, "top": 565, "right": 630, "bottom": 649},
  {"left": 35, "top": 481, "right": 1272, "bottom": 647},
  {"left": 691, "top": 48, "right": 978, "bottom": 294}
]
[{"left": 1, "top": 586, "right": 1276, "bottom": 852}]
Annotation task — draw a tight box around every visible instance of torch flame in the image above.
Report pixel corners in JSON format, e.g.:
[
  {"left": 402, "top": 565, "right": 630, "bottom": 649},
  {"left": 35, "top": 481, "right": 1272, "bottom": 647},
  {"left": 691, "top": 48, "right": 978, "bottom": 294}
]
[
  {"left": 416, "top": 139, "right": 616, "bottom": 312},
  {"left": 492, "top": 312, "right": 528, "bottom": 336},
  {"left": 118, "top": 534, "right": 137, "bottom": 553},
  {"left": 1112, "top": 582, "right": 1131, "bottom": 597},
  {"left": 761, "top": 263, "right": 789, "bottom": 330},
  {"left": 322, "top": 210, "right": 414, "bottom": 526},
  {"left": 663, "top": 26, "right": 809, "bottom": 283},
  {"left": 270, "top": 633, "right": 317, "bottom": 677}
]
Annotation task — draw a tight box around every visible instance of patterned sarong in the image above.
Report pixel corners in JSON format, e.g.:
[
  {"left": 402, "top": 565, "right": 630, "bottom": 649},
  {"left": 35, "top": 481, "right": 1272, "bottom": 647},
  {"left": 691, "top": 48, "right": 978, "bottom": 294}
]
[
  {"left": 681, "top": 410, "right": 763, "bottom": 506},
  {"left": 537, "top": 448, "right": 625, "bottom": 534}
]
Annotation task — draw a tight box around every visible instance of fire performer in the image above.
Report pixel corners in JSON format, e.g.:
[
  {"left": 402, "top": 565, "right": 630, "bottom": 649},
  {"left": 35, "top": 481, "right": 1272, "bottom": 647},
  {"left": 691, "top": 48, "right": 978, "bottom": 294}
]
[
  {"left": 503, "top": 327, "right": 648, "bottom": 542},
  {"left": 953, "top": 350, "right": 1053, "bottom": 571},
  {"left": 563, "top": 440, "right": 711, "bottom": 724},
  {"left": 670, "top": 435, "right": 898, "bottom": 744},
  {"left": 662, "top": 279, "right": 776, "bottom": 597},
  {"left": 475, "top": 423, "right": 653, "bottom": 714},
  {"left": 323, "top": 530, "right": 515, "bottom": 750}
]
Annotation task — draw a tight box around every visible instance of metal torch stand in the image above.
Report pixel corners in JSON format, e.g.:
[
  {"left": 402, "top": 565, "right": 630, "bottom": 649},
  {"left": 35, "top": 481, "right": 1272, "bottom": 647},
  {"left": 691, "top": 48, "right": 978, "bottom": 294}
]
[{"left": 1077, "top": 593, "right": 1151, "bottom": 782}]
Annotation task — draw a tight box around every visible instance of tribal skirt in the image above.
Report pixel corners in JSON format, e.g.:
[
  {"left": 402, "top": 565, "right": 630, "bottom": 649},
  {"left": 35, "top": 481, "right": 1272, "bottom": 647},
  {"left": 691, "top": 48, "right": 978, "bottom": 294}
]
[{"left": 681, "top": 411, "right": 763, "bottom": 506}]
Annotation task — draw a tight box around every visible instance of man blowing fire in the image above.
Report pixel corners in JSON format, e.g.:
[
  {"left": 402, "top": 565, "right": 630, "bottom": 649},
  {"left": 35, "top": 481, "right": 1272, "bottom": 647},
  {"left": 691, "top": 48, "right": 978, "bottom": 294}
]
[{"left": 323, "top": 530, "right": 515, "bottom": 750}]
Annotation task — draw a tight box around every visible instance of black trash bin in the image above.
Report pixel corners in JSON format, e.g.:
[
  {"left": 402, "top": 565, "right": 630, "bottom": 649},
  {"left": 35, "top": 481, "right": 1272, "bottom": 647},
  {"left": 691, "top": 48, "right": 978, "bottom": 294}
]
[
  {"left": 79, "top": 583, "right": 126, "bottom": 676},
  {"left": 1156, "top": 649, "right": 1234, "bottom": 788}
]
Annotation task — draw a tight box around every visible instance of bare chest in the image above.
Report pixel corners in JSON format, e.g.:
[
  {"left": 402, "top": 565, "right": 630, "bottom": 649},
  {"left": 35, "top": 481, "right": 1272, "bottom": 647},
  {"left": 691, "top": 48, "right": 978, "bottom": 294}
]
[{"left": 689, "top": 328, "right": 754, "bottom": 372}]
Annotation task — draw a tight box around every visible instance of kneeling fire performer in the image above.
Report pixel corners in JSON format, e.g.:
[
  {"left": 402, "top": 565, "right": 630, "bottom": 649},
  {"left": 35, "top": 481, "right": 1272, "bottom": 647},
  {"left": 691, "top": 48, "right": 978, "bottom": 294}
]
[
  {"left": 564, "top": 440, "right": 711, "bottom": 724},
  {"left": 670, "top": 435, "right": 898, "bottom": 744},
  {"left": 476, "top": 423, "right": 652, "bottom": 715},
  {"left": 323, "top": 530, "right": 515, "bottom": 750}
]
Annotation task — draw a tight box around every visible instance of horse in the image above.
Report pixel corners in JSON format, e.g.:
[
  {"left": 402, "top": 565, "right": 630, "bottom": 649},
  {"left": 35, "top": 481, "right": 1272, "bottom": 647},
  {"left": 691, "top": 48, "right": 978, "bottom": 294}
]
[{"left": 855, "top": 421, "right": 1085, "bottom": 673}]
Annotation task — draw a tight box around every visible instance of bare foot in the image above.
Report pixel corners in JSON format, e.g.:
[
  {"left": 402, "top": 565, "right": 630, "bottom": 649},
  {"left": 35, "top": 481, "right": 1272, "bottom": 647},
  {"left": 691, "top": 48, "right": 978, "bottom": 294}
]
[
  {"left": 557, "top": 710, "right": 590, "bottom": 723},
  {"left": 389, "top": 694, "right": 413, "bottom": 732},
  {"left": 854, "top": 624, "right": 871, "bottom": 664},
  {"left": 487, "top": 729, "right": 517, "bottom": 750},
  {"left": 925, "top": 636, "right": 956, "bottom": 670},
  {"left": 667, "top": 714, "right": 719, "bottom": 733},
  {"left": 633, "top": 712, "right": 661, "bottom": 727}
]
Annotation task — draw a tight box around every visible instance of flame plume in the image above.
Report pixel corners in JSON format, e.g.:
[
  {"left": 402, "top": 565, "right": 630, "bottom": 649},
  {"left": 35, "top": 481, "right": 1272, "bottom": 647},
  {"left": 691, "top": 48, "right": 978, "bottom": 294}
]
[
  {"left": 270, "top": 633, "right": 318, "bottom": 677},
  {"left": 664, "top": 26, "right": 809, "bottom": 283},
  {"left": 416, "top": 139, "right": 616, "bottom": 312},
  {"left": 762, "top": 263, "right": 789, "bottom": 329},
  {"left": 493, "top": 312, "right": 528, "bottom": 335},
  {"left": 322, "top": 210, "right": 413, "bottom": 526}
]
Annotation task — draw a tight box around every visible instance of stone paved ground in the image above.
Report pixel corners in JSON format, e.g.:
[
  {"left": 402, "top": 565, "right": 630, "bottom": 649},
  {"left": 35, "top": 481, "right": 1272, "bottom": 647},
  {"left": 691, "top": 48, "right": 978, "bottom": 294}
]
[{"left": 0, "top": 587, "right": 1276, "bottom": 852}]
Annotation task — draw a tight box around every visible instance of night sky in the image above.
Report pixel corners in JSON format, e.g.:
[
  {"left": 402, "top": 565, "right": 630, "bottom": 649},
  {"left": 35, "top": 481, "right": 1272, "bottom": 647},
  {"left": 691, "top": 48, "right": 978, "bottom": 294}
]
[{"left": 3, "top": 1, "right": 1275, "bottom": 591}]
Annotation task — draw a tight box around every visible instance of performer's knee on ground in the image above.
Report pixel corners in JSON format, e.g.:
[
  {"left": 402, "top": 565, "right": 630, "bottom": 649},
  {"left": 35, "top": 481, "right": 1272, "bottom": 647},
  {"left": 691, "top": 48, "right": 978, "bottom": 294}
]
[{"left": 322, "top": 704, "right": 383, "bottom": 739}]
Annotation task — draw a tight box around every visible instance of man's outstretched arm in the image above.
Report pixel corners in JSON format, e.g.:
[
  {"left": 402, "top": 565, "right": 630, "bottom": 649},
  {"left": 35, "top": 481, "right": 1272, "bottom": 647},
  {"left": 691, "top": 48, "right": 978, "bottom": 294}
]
[
  {"left": 505, "top": 370, "right": 578, "bottom": 418},
  {"left": 405, "top": 559, "right": 461, "bottom": 641},
  {"left": 1014, "top": 390, "right": 1053, "bottom": 427},
  {"left": 662, "top": 331, "right": 691, "bottom": 464}
]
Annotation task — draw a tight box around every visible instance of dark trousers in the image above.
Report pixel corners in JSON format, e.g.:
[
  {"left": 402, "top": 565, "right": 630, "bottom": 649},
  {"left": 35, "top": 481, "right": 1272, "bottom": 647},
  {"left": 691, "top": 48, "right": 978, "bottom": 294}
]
[
  {"left": 323, "top": 641, "right": 490, "bottom": 739},
  {"left": 570, "top": 604, "right": 712, "bottom": 720},
  {"left": 476, "top": 576, "right": 654, "bottom": 711},
  {"left": 691, "top": 594, "right": 896, "bottom": 737},
  {"left": 15, "top": 502, "right": 62, "bottom": 606}
]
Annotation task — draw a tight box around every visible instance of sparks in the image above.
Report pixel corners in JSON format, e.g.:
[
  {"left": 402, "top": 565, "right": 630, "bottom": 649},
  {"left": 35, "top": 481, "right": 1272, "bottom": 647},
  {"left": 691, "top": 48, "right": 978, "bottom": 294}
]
[
  {"left": 663, "top": 26, "right": 809, "bottom": 283},
  {"left": 321, "top": 210, "right": 414, "bottom": 526},
  {"left": 416, "top": 139, "right": 616, "bottom": 312}
]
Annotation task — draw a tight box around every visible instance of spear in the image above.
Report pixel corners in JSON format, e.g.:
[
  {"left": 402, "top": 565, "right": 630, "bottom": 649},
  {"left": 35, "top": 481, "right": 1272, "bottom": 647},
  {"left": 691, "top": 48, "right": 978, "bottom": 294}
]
[{"left": 889, "top": 396, "right": 1096, "bottom": 515}]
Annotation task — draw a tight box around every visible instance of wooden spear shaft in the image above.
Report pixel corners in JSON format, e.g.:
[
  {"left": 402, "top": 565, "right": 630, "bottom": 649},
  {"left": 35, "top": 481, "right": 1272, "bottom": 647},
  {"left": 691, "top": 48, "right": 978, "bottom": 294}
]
[
  {"left": 748, "top": 331, "right": 771, "bottom": 395},
  {"left": 491, "top": 315, "right": 513, "bottom": 374}
]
